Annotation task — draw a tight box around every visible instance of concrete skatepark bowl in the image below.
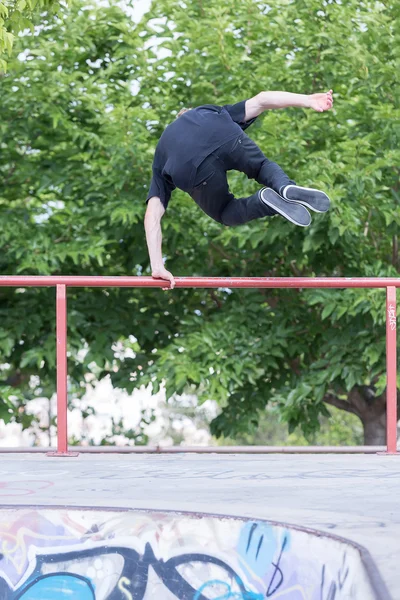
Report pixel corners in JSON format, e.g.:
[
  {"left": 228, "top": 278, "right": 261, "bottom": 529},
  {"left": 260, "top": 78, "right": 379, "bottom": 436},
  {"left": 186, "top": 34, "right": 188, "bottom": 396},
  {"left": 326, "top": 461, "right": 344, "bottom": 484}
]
[
  {"left": 0, "top": 505, "right": 389, "bottom": 600},
  {"left": 0, "top": 277, "right": 398, "bottom": 599}
]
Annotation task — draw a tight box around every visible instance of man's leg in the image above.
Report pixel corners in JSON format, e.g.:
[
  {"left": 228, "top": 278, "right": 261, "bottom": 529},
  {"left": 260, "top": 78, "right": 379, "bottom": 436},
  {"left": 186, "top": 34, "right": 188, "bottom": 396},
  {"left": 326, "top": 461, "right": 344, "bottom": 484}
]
[
  {"left": 221, "top": 189, "right": 310, "bottom": 227},
  {"left": 190, "top": 157, "right": 310, "bottom": 227},
  {"left": 220, "top": 191, "right": 275, "bottom": 226},
  {"left": 190, "top": 159, "right": 275, "bottom": 224},
  {"left": 229, "top": 134, "right": 329, "bottom": 212},
  {"left": 226, "top": 134, "right": 295, "bottom": 194}
]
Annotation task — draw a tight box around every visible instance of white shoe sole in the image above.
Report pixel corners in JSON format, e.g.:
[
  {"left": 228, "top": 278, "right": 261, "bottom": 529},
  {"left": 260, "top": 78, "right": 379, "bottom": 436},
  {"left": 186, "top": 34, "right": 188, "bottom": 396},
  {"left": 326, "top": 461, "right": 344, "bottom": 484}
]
[
  {"left": 260, "top": 188, "right": 311, "bottom": 227},
  {"left": 283, "top": 185, "right": 330, "bottom": 213}
]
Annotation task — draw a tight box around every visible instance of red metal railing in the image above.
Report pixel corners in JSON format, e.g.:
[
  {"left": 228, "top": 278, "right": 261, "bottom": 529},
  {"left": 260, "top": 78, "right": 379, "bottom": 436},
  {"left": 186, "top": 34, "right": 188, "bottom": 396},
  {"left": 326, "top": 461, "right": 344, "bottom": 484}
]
[{"left": 0, "top": 276, "right": 398, "bottom": 455}]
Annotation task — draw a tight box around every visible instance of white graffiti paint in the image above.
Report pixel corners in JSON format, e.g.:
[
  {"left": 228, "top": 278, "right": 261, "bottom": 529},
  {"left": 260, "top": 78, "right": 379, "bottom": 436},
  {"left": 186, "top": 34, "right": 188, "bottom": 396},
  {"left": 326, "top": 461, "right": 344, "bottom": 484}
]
[
  {"left": 0, "top": 508, "right": 380, "bottom": 599},
  {"left": 388, "top": 304, "right": 396, "bottom": 331}
]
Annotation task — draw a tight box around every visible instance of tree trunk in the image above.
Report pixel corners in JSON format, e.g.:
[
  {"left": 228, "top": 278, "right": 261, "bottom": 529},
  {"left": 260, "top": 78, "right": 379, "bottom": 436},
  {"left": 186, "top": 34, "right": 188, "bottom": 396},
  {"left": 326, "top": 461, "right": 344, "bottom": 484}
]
[
  {"left": 324, "top": 387, "right": 398, "bottom": 445},
  {"left": 363, "top": 414, "right": 386, "bottom": 445}
]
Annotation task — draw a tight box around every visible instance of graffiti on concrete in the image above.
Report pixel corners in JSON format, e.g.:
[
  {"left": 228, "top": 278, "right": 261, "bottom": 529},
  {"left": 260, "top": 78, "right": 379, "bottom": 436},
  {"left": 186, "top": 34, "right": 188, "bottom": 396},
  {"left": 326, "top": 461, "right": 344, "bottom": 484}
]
[
  {"left": 388, "top": 304, "right": 396, "bottom": 331},
  {"left": 0, "top": 508, "right": 376, "bottom": 599}
]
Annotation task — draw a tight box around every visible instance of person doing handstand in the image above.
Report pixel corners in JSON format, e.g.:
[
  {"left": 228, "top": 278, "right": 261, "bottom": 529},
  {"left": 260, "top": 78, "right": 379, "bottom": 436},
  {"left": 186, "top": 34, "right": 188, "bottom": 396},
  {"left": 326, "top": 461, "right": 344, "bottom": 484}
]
[{"left": 145, "top": 89, "right": 333, "bottom": 288}]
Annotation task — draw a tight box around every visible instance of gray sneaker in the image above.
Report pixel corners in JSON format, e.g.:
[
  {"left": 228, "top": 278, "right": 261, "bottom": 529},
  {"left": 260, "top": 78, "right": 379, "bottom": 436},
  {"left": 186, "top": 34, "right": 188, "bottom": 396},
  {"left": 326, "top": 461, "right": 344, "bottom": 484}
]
[
  {"left": 282, "top": 184, "right": 330, "bottom": 213},
  {"left": 260, "top": 188, "right": 311, "bottom": 227}
]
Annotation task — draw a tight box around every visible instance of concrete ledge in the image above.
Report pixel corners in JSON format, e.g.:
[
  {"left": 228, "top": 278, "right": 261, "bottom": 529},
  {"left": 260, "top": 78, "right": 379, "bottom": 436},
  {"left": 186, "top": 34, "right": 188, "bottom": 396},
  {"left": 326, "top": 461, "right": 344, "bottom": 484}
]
[{"left": 0, "top": 445, "right": 389, "bottom": 453}]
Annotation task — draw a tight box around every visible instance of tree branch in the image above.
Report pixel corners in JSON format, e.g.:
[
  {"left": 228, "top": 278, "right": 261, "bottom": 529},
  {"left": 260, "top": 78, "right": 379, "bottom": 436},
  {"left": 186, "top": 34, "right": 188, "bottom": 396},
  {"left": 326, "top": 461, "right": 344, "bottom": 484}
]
[
  {"left": 289, "top": 260, "right": 302, "bottom": 277},
  {"left": 348, "top": 386, "right": 371, "bottom": 417},
  {"left": 323, "top": 393, "right": 361, "bottom": 418},
  {"left": 3, "top": 162, "right": 18, "bottom": 187},
  {"left": 393, "top": 234, "right": 398, "bottom": 269},
  {"left": 209, "top": 290, "right": 222, "bottom": 309},
  {"left": 210, "top": 242, "right": 232, "bottom": 262}
]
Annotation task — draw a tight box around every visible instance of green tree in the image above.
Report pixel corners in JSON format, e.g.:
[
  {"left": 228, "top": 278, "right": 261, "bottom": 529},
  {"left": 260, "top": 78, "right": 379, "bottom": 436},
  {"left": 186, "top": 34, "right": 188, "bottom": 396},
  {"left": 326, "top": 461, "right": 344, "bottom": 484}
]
[
  {"left": 0, "top": 0, "right": 399, "bottom": 445},
  {"left": 0, "top": 0, "right": 153, "bottom": 428},
  {"left": 0, "top": 0, "right": 62, "bottom": 71},
  {"left": 218, "top": 404, "right": 363, "bottom": 447},
  {"left": 131, "top": 0, "right": 400, "bottom": 445}
]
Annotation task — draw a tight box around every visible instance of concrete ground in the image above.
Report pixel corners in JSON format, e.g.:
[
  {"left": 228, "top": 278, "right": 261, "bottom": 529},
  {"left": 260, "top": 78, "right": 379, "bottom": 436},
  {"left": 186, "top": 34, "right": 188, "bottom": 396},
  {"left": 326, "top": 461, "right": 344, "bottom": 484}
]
[{"left": 0, "top": 453, "right": 399, "bottom": 596}]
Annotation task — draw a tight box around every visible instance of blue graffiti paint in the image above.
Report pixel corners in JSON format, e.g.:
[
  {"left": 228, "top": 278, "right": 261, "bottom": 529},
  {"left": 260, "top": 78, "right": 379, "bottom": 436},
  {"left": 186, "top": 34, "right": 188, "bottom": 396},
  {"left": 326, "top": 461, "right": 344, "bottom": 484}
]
[
  {"left": 237, "top": 522, "right": 290, "bottom": 580},
  {"left": 14, "top": 573, "right": 95, "bottom": 600},
  {"left": 239, "top": 522, "right": 277, "bottom": 573},
  {"left": 2, "top": 545, "right": 253, "bottom": 600},
  {"left": 239, "top": 523, "right": 290, "bottom": 569},
  {"left": 193, "top": 580, "right": 264, "bottom": 600}
]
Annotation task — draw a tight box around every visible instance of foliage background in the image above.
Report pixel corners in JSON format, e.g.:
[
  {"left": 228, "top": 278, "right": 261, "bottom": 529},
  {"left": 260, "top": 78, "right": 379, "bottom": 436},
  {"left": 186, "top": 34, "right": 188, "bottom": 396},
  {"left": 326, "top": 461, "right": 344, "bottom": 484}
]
[
  {"left": 0, "top": 0, "right": 399, "bottom": 446},
  {"left": 0, "top": 0, "right": 63, "bottom": 71}
]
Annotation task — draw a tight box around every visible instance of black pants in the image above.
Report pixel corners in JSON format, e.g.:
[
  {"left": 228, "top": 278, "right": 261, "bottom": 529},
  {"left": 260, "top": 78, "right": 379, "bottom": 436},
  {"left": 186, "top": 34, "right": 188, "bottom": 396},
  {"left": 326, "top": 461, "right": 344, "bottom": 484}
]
[{"left": 189, "top": 133, "right": 295, "bottom": 225}]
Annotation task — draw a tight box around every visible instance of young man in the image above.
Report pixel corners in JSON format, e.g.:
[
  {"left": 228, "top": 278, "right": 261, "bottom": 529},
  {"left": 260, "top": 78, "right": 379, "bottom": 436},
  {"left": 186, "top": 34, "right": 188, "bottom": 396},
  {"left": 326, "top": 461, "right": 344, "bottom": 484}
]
[{"left": 145, "top": 90, "right": 333, "bottom": 288}]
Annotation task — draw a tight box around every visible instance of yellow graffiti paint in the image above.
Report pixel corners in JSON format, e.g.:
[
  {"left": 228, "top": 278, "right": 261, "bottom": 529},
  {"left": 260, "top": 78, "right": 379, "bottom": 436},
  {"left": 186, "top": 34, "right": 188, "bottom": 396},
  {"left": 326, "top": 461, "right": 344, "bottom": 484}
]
[{"left": 118, "top": 576, "right": 133, "bottom": 600}]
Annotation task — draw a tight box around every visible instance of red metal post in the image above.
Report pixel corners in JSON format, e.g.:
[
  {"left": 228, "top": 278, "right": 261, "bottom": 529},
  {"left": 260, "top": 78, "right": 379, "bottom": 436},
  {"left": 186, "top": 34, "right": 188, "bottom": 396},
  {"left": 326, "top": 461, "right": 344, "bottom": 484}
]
[
  {"left": 385, "top": 286, "right": 398, "bottom": 454},
  {"left": 47, "top": 285, "right": 78, "bottom": 457},
  {"left": 56, "top": 284, "right": 68, "bottom": 453}
]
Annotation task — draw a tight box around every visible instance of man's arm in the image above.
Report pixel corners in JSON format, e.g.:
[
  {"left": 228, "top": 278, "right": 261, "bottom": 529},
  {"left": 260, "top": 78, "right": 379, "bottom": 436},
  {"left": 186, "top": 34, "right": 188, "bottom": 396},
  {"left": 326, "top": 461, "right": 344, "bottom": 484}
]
[
  {"left": 144, "top": 196, "right": 175, "bottom": 289},
  {"left": 245, "top": 90, "right": 333, "bottom": 120}
]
